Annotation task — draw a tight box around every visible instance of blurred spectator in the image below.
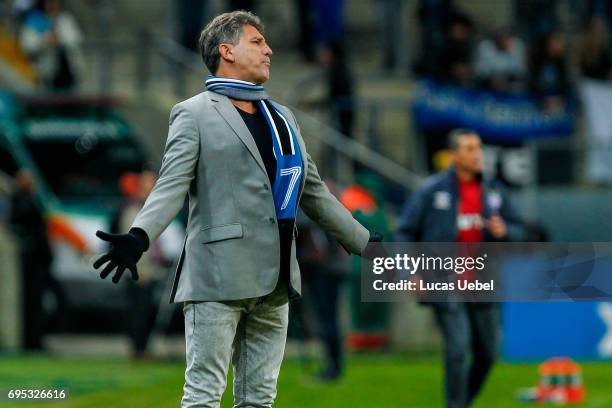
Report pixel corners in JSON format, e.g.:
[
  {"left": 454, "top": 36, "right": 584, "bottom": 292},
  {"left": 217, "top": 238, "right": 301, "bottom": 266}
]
[
  {"left": 9, "top": 169, "right": 52, "bottom": 351},
  {"left": 578, "top": 16, "right": 612, "bottom": 80},
  {"left": 176, "top": 0, "right": 207, "bottom": 52},
  {"left": 396, "top": 129, "right": 524, "bottom": 408},
  {"left": 311, "top": 0, "right": 356, "bottom": 173},
  {"left": 438, "top": 10, "right": 474, "bottom": 86},
  {"left": 474, "top": 28, "right": 526, "bottom": 92},
  {"left": 586, "top": 0, "right": 612, "bottom": 28},
  {"left": 415, "top": 0, "right": 456, "bottom": 76},
  {"left": 342, "top": 173, "right": 391, "bottom": 352},
  {"left": 312, "top": 0, "right": 345, "bottom": 47},
  {"left": 528, "top": 29, "right": 571, "bottom": 111},
  {"left": 296, "top": 212, "right": 347, "bottom": 381},
  {"left": 319, "top": 39, "right": 355, "bottom": 139},
  {"left": 514, "top": 0, "right": 559, "bottom": 45},
  {"left": 11, "top": 0, "right": 36, "bottom": 31},
  {"left": 112, "top": 171, "right": 168, "bottom": 359},
  {"left": 294, "top": 0, "right": 316, "bottom": 62},
  {"left": 415, "top": 1, "right": 474, "bottom": 85},
  {"left": 19, "top": 0, "right": 83, "bottom": 92}
]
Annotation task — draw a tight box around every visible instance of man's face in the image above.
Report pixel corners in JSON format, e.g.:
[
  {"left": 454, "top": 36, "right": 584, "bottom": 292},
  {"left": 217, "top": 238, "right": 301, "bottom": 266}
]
[
  {"left": 452, "top": 134, "right": 482, "bottom": 175},
  {"left": 223, "top": 24, "right": 273, "bottom": 84}
]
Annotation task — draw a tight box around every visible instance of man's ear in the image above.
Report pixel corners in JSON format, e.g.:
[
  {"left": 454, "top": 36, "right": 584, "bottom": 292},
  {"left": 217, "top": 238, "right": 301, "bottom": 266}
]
[{"left": 219, "top": 43, "right": 235, "bottom": 63}]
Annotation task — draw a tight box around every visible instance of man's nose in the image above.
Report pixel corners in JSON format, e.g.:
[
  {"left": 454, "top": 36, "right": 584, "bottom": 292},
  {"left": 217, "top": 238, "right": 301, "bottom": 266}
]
[{"left": 264, "top": 44, "right": 273, "bottom": 56}]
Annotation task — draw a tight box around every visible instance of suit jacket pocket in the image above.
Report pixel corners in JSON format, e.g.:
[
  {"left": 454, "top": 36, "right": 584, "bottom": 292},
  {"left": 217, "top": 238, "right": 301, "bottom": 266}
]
[{"left": 200, "top": 222, "right": 244, "bottom": 243}]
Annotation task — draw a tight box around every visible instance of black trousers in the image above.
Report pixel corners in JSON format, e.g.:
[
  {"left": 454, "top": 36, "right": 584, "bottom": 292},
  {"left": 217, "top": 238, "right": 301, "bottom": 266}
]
[
  {"left": 21, "top": 251, "right": 50, "bottom": 350},
  {"left": 302, "top": 262, "right": 343, "bottom": 376},
  {"left": 127, "top": 280, "right": 158, "bottom": 354},
  {"left": 433, "top": 302, "right": 500, "bottom": 408}
]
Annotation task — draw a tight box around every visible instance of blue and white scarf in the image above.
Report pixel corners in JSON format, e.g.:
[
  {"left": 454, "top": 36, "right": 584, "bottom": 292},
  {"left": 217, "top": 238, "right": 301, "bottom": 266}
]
[{"left": 205, "top": 75, "right": 304, "bottom": 221}]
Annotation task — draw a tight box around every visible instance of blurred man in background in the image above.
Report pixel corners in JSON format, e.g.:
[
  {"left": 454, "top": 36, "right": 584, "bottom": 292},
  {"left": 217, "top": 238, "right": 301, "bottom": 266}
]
[
  {"left": 9, "top": 169, "right": 52, "bottom": 351},
  {"left": 395, "top": 129, "right": 524, "bottom": 408},
  {"left": 438, "top": 10, "right": 474, "bottom": 86},
  {"left": 529, "top": 29, "right": 571, "bottom": 111},
  {"left": 294, "top": 212, "right": 347, "bottom": 381}
]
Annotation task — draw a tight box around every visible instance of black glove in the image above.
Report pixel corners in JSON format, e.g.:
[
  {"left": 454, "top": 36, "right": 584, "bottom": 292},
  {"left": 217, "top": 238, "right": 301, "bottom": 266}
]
[
  {"left": 93, "top": 228, "right": 149, "bottom": 283},
  {"left": 369, "top": 232, "right": 383, "bottom": 243},
  {"left": 361, "top": 232, "right": 385, "bottom": 260}
]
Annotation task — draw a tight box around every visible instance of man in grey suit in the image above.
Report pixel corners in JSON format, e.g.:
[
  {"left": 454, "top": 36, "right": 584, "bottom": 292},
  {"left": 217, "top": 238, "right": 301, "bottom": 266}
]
[{"left": 94, "top": 10, "right": 380, "bottom": 408}]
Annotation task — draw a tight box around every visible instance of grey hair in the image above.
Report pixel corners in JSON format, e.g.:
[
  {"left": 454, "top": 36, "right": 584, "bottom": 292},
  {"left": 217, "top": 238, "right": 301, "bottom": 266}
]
[
  {"left": 448, "top": 128, "right": 480, "bottom": 150},
  {"left": 199, "top": 11, "right": 265, "bottom": 74}
]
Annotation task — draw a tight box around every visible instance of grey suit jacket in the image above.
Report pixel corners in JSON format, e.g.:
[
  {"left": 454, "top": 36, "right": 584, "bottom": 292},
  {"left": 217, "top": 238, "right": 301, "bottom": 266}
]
[{"left": 131, "top": 91, "right": 369, "bottom": 303}]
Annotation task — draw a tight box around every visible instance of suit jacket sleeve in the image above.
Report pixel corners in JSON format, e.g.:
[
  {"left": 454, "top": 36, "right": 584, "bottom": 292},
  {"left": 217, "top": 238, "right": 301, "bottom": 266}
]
[
  {"left": 280, "top": 107, "right": 369, "bottom": 254},
  {"left": 299, "top": 152, "right": 370, "bottom": 255},
  {"left": 131, "top": 104, "right": 200, "bottom": 242}
]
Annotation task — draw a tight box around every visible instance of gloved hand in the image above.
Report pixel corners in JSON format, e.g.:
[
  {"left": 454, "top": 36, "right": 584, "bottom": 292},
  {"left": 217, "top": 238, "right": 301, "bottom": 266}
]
[
  {"left": 369, "top": 232, "right": 383, "bottom": 243},
  {"left": 361, "top": 232, "right": 385, "bottom": 260},
  {"left": 362, "top": 232, "right": 399, "bottom": 283},
  {"left": 93, "top": 228, "right": 149, "bottom": 283}
]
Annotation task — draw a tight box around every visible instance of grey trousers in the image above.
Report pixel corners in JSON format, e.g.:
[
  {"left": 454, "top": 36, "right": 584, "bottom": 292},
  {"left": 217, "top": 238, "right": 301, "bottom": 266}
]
[{"left": 181, "top": 283, "right": 289, "bottom": 408}]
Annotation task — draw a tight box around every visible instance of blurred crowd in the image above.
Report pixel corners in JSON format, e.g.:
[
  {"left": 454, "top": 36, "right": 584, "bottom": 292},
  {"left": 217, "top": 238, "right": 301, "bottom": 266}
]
[
  {"left": 415, "top": 0, "right": 612, "bottom": 111},
  {"left": 6, "top": 0, "right": 612, "bottom": 103},
  {"left": 11, "top": 0, "right": 83, "bottom": 92}
]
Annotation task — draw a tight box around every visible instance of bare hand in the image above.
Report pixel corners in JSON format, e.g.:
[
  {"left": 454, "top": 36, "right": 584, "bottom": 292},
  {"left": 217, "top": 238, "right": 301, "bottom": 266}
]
[{"left": 486, "top": 215, "right": 507, "bottom": 239}]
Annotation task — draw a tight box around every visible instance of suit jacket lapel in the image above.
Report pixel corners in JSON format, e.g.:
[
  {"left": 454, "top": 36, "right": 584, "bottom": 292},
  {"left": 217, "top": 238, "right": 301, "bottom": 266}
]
[{"left": 209, "top": 92, "right": 268, "bottom": 176}]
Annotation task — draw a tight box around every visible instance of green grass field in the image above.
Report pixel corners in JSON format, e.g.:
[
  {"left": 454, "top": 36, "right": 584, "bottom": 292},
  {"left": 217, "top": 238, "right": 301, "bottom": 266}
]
[{"left": 0, "top": 353, "right": 610, "bottom": 407}]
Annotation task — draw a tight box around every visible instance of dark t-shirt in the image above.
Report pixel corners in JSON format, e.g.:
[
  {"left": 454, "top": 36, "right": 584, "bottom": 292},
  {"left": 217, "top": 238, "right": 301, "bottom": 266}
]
[
  {"left": 236, "top": 105, "right": 292, "bottom": 289},
  {"left": 236, "top": 106, "right": 277, "bottom": 185}
]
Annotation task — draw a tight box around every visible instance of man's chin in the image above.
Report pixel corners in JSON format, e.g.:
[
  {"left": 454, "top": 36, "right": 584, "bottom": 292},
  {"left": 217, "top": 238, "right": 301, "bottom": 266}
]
[
  {"left": 256, "top": 69, "right": 270, "bottom": 84},
  {"left": 470, "top": 164, "right": 482, "bottom": 174}
]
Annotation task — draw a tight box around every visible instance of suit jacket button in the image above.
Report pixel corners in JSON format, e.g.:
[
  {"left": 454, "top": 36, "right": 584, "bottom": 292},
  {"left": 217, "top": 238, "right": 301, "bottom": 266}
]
[
  {"left": 268, "top": 217, "right": 276, "bottom": 224},
  {"left": 263, "top": 184, "right": 269, "bottom": 190}
]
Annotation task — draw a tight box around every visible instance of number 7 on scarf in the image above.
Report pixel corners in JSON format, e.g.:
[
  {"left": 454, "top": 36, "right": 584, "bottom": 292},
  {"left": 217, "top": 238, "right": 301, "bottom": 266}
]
[{"left": 279, "top": 166, "right": 302, "bottom": 210}]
